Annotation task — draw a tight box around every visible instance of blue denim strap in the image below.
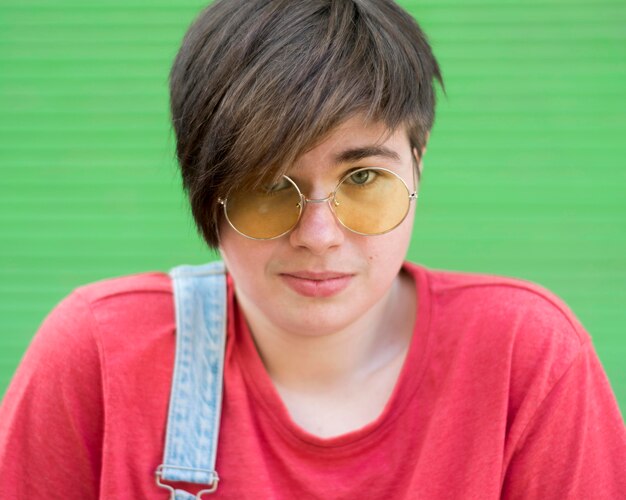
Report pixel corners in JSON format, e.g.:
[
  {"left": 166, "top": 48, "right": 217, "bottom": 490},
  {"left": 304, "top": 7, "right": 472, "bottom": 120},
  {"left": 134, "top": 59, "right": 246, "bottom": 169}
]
[{"left": 155, "top": 261, "right": 227, "bottom": 499}]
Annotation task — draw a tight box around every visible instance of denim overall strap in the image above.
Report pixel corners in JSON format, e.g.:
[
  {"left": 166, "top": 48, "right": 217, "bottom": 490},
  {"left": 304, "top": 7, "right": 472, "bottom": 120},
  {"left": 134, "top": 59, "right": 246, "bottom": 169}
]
[{"left": 155, "top": 261, "right": 227, "bottom": 499}]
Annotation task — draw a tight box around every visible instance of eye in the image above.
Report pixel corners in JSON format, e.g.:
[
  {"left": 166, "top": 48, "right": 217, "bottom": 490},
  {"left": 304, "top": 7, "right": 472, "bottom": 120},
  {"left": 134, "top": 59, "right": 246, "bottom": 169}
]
[
  {"left": 345, "top": 169, "right": 377, "bottom": 186},
  {"left": 263, "top": 177, "right": 292, "bottom": 194}
]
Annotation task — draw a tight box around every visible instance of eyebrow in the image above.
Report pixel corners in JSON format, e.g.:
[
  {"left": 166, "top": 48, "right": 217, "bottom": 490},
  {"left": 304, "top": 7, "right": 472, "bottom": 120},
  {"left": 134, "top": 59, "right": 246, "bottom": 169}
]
[{"left": 333, "top": 145, "right": 401, "bottom": 165}]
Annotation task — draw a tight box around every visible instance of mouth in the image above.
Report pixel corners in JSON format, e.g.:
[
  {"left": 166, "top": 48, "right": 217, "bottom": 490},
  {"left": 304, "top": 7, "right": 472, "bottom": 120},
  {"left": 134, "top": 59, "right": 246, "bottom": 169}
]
[{"left": 279, "top": 271, "right": 354, "bottom": 298}]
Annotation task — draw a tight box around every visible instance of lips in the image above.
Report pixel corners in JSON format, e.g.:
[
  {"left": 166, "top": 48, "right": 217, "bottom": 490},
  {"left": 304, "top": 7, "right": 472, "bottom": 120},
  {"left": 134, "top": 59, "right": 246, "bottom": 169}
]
[{"left": 279, "top": 271, "right": 354, "bottom": 298}]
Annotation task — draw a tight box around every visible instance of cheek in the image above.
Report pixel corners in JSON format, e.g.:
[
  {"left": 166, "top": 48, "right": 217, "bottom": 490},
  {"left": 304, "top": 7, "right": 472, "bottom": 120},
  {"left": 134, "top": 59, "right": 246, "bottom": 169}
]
[
  {"left": 368, "top": 213, "right": 414, "bottom": 260},
  {"left": 219, "top": 228, "right": 279, "bottom": 292},
  {"left": 219, "top": 229, "right": 260, "bottom": 280}
]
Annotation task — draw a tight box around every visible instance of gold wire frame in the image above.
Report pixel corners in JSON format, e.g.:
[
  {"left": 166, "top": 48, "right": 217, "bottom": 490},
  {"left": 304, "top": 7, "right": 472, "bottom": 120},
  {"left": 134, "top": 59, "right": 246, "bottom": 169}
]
[{"left": 218, "top": 166, "right": 419, "bottom": 240}]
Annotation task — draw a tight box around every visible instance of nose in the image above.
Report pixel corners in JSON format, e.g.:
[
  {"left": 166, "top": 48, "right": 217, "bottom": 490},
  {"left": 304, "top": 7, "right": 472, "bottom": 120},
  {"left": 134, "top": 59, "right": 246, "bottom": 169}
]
[{"left": 288, "top": 195, "right": 345, "bottom": 254}]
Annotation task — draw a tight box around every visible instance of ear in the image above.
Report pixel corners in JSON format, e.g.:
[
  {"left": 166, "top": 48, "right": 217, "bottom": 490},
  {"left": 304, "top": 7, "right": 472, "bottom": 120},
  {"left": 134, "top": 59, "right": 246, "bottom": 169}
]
[
  {"left": 413, "top": 131, "right": 429, "bottom": 177},
  {"left": 421, "top": 131, "right": 430, "bottom": 157}
]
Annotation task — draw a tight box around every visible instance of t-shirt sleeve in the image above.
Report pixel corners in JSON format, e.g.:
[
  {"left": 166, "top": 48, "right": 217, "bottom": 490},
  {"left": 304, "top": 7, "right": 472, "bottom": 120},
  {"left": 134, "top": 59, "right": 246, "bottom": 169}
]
[
  {"left": 0, "top": 290, "right": 104, "bottom": 499},
  {"left": 501, "top": 340, "right": 626, "bottom": 499}
]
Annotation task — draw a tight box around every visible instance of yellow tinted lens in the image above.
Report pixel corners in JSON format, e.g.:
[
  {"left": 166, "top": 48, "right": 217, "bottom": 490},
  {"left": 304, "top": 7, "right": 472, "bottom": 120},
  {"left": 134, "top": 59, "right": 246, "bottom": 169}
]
[
  {"left": 225, "top": 178, "right": 301, "bottom": 239},
  {"left": 334, "top": 169, "right": 410, "bottom": 234}
]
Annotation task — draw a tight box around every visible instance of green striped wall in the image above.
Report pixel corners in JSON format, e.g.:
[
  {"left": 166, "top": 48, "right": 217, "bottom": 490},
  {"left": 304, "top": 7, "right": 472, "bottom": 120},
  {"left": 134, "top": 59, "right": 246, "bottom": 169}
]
[{"left": 1, "top": 1, "right": 624, "bottom": 416}]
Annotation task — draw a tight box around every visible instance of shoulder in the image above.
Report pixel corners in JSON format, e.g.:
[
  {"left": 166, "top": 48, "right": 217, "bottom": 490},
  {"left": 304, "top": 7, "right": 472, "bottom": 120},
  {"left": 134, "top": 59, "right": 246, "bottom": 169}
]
[
  {"left": 68, "top": 271, "right": 174, "bottom": 331},
  {"left": 403, "top": 263, "right": 617, "bottom": 455},
  {"left": 73, "top": 271, "right": 173, "bottom": 306},
  {"left": 404, "top": 261, "right": 590, "bottom": 402},
  {"left": 22, "top": 268, "right": 177, "bottom": 410},
  {"left": 0, "top": 271, "right": 173, "bottom": 497},
  {"left": 406, "top": 261, "right": 588, "bottom": 347},
  {"left": 59, "top": 272, "right": 178, "bottom": 366},
  {"left": 20, "top": 271, "right": 175, "bottom": 379}
]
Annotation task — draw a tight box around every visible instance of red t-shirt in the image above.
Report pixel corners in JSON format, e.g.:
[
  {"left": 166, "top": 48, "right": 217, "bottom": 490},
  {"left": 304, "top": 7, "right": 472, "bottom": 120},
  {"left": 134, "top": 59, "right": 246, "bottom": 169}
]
[{"left": 1, "top": 262, "right": 625, "bottom": 499}]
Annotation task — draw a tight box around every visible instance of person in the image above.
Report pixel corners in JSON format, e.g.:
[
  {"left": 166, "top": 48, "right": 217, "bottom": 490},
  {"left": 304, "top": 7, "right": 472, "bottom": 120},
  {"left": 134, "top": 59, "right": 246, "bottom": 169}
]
[{"left": 1, "top": 0, "right": 625, "bottom": 498}]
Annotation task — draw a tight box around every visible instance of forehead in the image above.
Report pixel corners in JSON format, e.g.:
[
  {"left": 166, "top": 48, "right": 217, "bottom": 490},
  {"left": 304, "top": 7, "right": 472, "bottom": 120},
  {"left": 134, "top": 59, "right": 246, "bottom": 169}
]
[
  {"left": 235, "top": 115, "right": 415, "bottom": 193},
  {"left": 289, "top": 116, "right": 412, "bottom": 174}
]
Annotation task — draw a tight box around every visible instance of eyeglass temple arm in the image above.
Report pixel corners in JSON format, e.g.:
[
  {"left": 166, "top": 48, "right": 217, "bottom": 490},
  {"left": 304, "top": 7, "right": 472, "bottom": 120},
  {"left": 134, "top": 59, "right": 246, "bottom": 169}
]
[{"left": 411, "top": 154, "right": 420, "bottom": 198}]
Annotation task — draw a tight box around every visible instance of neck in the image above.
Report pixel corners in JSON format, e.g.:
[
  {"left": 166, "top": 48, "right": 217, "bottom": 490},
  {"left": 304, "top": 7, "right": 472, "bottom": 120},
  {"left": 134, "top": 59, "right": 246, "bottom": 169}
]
[{"left": 236, "top": 270, "right": 416, "bottom": 393}]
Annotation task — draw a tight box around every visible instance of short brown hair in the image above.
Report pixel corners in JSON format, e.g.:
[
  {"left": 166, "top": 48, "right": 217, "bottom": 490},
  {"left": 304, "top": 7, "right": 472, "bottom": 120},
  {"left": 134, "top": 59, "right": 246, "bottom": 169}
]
[{"left": 169, "top": 0, "right": 445, "bottom": 248}]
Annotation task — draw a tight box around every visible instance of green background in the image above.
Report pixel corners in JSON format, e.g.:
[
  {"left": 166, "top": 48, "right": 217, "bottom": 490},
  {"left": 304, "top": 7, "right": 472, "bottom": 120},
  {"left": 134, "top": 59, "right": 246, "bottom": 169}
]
[{"left": 1, "top": 0, "right": 624, "bottom": 417}]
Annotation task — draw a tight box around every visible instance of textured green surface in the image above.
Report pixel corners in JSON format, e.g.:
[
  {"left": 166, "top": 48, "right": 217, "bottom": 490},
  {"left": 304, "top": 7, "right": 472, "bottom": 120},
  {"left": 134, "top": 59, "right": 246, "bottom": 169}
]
[{"left": 0, "top": 1, "right": 624, "bottom": 418}]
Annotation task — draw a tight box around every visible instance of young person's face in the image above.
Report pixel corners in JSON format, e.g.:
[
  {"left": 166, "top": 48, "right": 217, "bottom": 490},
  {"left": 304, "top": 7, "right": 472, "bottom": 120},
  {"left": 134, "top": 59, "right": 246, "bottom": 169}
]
[{"left": 219, "top": 115, "right": 422, "bottom": 336}]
